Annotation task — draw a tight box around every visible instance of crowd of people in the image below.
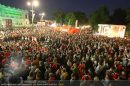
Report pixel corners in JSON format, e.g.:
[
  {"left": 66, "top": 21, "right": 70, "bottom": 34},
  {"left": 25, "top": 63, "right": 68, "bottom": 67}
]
[{"left": 0, "top": 27, "right": 130, "bottom": 86}]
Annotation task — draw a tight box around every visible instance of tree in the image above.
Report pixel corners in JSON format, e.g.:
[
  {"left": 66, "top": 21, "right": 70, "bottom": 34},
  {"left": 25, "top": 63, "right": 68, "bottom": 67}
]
[
  {"left": 53, "top": 11, "right": 65, "bottom": 24},
  {"left": 89, "top": 6, "right": 110, "bottom": 31},
  {"left": 126, "top": 8, "right": 130, "bottom": 23},
  {"left": 65, "top": 12, "right": 76, "bottom": 25},
  {"left": 126, "top": 8, "right": 130, "bottom": 36},
  {"left": 126, "top": 23, "right": 130, "bottom": 36},
  {"left": 110, "top": 8, "right": 127, "bottom": 25},
  {"left": 74, "top": 12, "right": 88, "bottom": 25}
]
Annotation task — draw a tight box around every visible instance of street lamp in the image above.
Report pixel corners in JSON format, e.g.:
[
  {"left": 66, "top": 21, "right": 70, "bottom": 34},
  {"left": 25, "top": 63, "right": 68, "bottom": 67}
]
[
  {"left": 27, "top": 0, "right": 39, "bottom": 26},
  {"left": 27, "top": 2, "right": 31, "bottom": 6},
  {"left": 39, "top": 12, "right": 45, "bottom": 21}
]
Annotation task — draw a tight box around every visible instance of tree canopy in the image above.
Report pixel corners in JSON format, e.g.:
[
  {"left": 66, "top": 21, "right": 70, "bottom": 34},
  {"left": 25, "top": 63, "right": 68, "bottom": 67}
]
[
  {"left": 53, "top": 11, "right": 65, "bottom": 24},
  {"left": 74, "top": 12, "right": 88, "bottom": 25},
  {"left": 64, "top": 12, "right": 76, "bottom": 25},
  {"left": 110, "top": 8, "right": 126, "bottom": 25},
  {"left": 126, "top": 8, "right": 130, "bottom": 23},
  {"left": 53, "top": 11, "right": 88, "bottom": 26},
  {"left": 89, "top": 6, "right": 110, "bottom": 30}
]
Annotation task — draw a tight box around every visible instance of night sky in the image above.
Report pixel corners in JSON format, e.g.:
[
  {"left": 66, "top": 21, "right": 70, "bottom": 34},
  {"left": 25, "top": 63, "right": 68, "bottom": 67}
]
[{"left": 0, "top": 0, "right": 130, "bottom": 19}]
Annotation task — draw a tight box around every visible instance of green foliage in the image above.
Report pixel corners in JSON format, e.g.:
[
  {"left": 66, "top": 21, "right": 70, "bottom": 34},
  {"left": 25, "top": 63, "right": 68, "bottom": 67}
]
[
  {"left": 89, "top": 11, "right": 99, "bottom": 29},
  {"left": 65, "top": 12, "right": 76, "bottom": 25},
  {"left": 53, "top": 11, "right": 65, "bottom": 24},
  {"left": 89, "top": 6, "right": 110, "bottom": 30},
  {"left": 125, "top": 8, "right": 130, "bottom": 36},
  {"left": 53, "top": 11, "right": 88, "bottom": 26},
  {"left": 126, "top": 8, "right": 130, "bottom": 23},
  {"left": 126, "top": 23, "right": 130, "bottom": 36},
  {"left": 110, "top": 8, "right": 126, "bottom": 24},
  {"left": 74, "top": 12, "right": 88, "bottom": 25}
]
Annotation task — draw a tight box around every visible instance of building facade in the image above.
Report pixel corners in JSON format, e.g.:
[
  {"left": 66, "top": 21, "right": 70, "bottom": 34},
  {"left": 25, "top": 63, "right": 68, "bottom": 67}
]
[{"left": 0, "top": 4, "right": 29, "bottom": 28}]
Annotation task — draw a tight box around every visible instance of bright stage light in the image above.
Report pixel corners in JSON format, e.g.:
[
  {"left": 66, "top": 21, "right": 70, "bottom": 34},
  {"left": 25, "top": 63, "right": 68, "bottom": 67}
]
[{"left": 33, "top": 0, "right": 39, "bottom": 7}]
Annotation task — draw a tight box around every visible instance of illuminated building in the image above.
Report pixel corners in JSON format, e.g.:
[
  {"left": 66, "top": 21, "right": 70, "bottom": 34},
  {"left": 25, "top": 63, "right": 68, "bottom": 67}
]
[{"left": 0, "top": 4, "right": 29, "bottom": 28}]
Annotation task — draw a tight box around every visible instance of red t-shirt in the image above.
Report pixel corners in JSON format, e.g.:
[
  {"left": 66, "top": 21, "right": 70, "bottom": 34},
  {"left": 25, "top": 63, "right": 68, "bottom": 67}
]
[
  {"left": 118, "top": 64, "right": 123, "bottom": 70},
  {"left": 81, "top": 75, "right": 92, "bottom": 80},
  {"left": 2, "top": 58, "right": 7, "bottom": 65},
  {"left": 51, "top": 63, "right": 58, "bottom": 70},
  {"left": 4, "top": 52, "right": 10, "bottom": 59},
  {"left": 25, "top": 59, "right": 31, "bottom": 65}
]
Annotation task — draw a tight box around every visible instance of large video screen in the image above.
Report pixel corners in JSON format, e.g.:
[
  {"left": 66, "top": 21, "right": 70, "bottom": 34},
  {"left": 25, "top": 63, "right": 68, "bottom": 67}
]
[{"left": 98, "top": 24, "right": 126, "bottom": 38}]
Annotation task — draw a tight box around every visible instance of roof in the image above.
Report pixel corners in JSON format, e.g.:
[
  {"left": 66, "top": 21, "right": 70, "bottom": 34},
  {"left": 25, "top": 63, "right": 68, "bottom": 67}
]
[{"left": 0, "top": 4, "right": 28, "bottom": 13}]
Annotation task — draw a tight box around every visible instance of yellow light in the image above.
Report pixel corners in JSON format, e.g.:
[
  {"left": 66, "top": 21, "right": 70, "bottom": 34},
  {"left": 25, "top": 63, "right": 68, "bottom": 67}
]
[
  {"left": 27, "top": 2, "right": 31, "bottom": 6},
  {"left": 33, "top": 0, "right": 39, "bottom": 7}
]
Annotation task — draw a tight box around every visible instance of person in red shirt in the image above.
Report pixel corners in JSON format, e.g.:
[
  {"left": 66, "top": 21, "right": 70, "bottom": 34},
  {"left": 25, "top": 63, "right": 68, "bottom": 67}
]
[
  {"left": 78, "top": 62, "right": 85, "bottom": 79},
  {"left": 25, "top": 58, "right": 31, "bottom": 67},
  {"left": 4, "top": 50, "right": 10, "bottom": 59},
  {"left": 49, "top": 73, "right": 56, "bottom": 80},
  {"left": 81, "top": 74, "right": 92, "bottom": 80},
  {"left": 112, "top": 73, "right": 119, "bottom": 80}
]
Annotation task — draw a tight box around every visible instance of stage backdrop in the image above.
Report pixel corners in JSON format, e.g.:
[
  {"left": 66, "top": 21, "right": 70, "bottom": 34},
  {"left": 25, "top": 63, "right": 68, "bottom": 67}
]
[{"left": 98, "top": 24, "right": 126, "bottom": 38}]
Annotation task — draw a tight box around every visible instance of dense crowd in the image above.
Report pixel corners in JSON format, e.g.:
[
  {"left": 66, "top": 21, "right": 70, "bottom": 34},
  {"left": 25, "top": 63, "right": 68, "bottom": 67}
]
[{"left": 0, "top": 27, "right": 130, "bottom": 86}]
